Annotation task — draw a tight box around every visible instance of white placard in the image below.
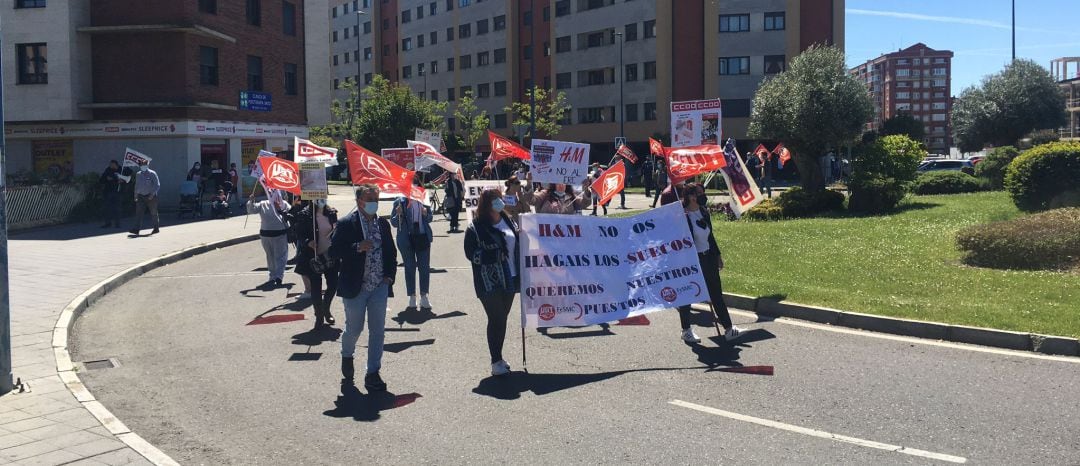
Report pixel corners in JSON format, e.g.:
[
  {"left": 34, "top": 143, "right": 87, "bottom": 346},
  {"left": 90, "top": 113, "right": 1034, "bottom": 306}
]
[
  {"left": 527, "top": 139, "right": 589, "bottom": 186},
  {"left": 670, "top": 99, "right": 722, "bottom": 148},
  {"left": 464, "top": 180, "right": 505, "bottom": 221}
]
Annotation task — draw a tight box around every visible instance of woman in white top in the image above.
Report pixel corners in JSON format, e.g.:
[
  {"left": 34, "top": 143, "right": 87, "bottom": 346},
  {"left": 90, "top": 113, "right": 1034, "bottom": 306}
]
[
  {"left": 677, "top": 182, "right": 743, "bottom": 344},
  {"left": 290, "top": 200, "right": 340, "bottom": 328},
  {"left": 463, "top": 188, "right": 520, "bottom": 376}
]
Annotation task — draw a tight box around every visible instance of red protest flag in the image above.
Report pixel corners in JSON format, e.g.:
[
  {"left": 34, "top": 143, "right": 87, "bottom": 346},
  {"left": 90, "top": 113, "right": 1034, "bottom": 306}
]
[
  {"left": 488, "top": 130, "right": 531, "bottom": 161},
  {"left": 753, "top": 144, "right": 771, "bottom": 163},
  {"left": 591, "top": 160, "right": 626, "bottom": 206},
  {"left": 616, "top": 144, "right": 639, "bottom": 164},
  {"left": 773, "top": 143, "right": 792, "bottom": 168},
  {"left": 649, "top": 138, "right": 665, "bottom": 158},
  {"left": 258, "top": 156, "right": 302, "bottom": 195},
  {"left": 345, "top": 140, "right": 423, "bottom": 201},
  {"left": 664, "top": 144, "right": 729, "bottom": 185}
]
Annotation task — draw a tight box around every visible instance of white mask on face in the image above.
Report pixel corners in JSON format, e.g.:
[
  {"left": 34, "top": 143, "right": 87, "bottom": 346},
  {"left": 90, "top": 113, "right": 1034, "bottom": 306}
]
[{"left": 139, "top": 165, "right": 149, "bottom": 173}]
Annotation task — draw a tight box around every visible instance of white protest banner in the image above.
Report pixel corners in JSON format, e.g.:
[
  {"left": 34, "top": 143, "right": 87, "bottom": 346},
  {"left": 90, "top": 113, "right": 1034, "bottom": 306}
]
[
  {"left": 295, "top": 136, "right": 339, "bottom": 166},
  {"left": 299, "top": 162, "right": 328, "bottom": 200},
  {"left": 381, "top": 148, "right": 415, "bottom": 170},
  {"left": 464, "top": 180, "right": 504, "bottom": 221},
  {"left": 519, "top": 203, "right": 707, "bottom": 328},
  {"left": 528, "top": 139, "right": 589, "bottom": 186},
  {"left": 670, "top": 99, "right": 722, "bottom": 148},
  {"left": 414, "top": 128, "right": 445, "bottom": 152},
  {"left": 716, "top": 139, "right": 763, "bottom": 218},
  {"left": 120, "top": 148, "right": 153, "bottom": 182}
]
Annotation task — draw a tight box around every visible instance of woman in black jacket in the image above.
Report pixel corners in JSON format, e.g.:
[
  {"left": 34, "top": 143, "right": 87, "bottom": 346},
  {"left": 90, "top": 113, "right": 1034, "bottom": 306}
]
[
  {"left": 676, "top": 182, "right": 743, "bottom": 344},
  {"left": 464, "top": 188, "right": 520, "bottom": 376},
  {"left": 289, "top": 200, "right": 340, "bottom": 328}
]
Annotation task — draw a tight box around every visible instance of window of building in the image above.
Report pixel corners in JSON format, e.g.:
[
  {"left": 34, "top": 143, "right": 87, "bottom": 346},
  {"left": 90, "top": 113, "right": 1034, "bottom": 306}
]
[
  {"left": 643, "top": 20, "right": 655, "bottom": 38},
  {"left": 447, "top": 27, "right": 455, "bottom": 41},
  {"left": 402, "top": 38, "right": 412, "bottom": 51},
  {"left": 764, "top": 12, "right": 785, "bottom": 30},
  {"left": 431, "top": 60, "right": 438, "bottom": 73},
  {"left": 494, "top": 15, "right": 506, "bottom": 31},
  {"left": 719, "top": 14, "right": 749, "bottom": 32},
  {"left": 460, "top": 0, "right": 470, "bottom": 6},
  {"left": 417, "top": 5, "right": 424, "bottom": 19},
  {"left": 246, "top": 0, "right": 261, "bottom": 25},
  {"left": 764, "top": 55, "right": 785, "bottom": 74},
  {"left": 578, "top": 107, "right": 611, "bottom": 124},
  {"left": 933, "top": 91, "right": 945, "bottom": 98},
  {"left": 896, "top": 59, "right": 909, "bottom": 65},
  {"left": 460, "top": 85, "right": 472, "bottom": 97},
  {"left": 332, "top": 30, "right": 338, "bottom": 42},
  {"left": 282, "top": 1, "right": 297, "bottom": 35},
  {"left": 555, "top": 0, "right": 570, "bottom": 16},
  {"left": 644, "top": 103, "right": 657, "bottom": 120},
  {"left": 364, "top": 47, "right": 373, "bottom": 60},
  {"left": 333, "top": 54, "right": 339, "bottom": 66},
  {"left": 365, "top": 73, "right": 373, "bottom": 84},
  {"left": 447, "top": 57, "right": 455, "bottom": 70},
  {"left": 446, "top": 0, "right": 453, "bottom": 10},
  {"left": 430, "top": 89, "right": 439, "bottom": 100},
  {"left": 932, "top": 68, "right": 947, "bottom": 76},
  {"left": 624, "top": 23, "right": 637, "bottom": 41},
  {"left": 343, "top": 2, "right": 348, "bottom": 14},
  {"left": 556, "top": 36, "right": 571, "bottom": 53},
  {"left": 197, "top": 46, "right": 217, "bottom": 86},
  {"left": 895, "top": 103, "right": 911, "bottom": 112},
  {"left": 383, "top": 44, "right": 390, "bottom": 56},
  {"left": 494, "top": 114, "right": 507, "bottom": 129},
  {"left": 199, "top": 0, "right": 217, "bottom": 14},
  {"left": 344, "top": 52, "right": 350, "bottom": 64},
  {"left": 582, "top": 0, "right": 614, "bottom": 11},
  {"left": 353, "top": 25, "right": 359, "bottom": 36},
  {"left": 721, "top": 99, "right": 751, "bottom": 118},
  {"left": 364, "top": 21, "right": 372, "bottom": 34},
  {"left": 478, "top": 51, "right": 490, "bottom": 66},
  {"left": 544, "top": 5, "right": 550, "bottom": 21},
  {"left": 556, "top": 72, "right": 571, "bottom": 89},
  {"left": 247, "top": 55, "right": 263, "bottom": 90},
  {"left": 478, "top": 83, "right": 490, "bottom": 98},
  {"left": 523, "top": 45, "right": 532, "bottom": 60},
  {"left": 383, "top": 18, "right": 389, "bottom": 30},
  {"left": 585, "top": 31, "right": 605, "bottom": 48},
  {"left": 447, "top": 88, "right": 456, "bottom": 101},
  {"left": 644, "top": 61, "right": 656, "bottom": 80},
  {"left": 932, "top": 102, "right": 947, "bottom": 110},
  {"left": 523, "top": 10, "right": 533, "bottom": 26},
  {"left": 494, "top": 81, "right": 507, "bottom": 96},
  {"left": 933, "top": 79, "right": 946, "bottom": 87},
  {"left": 934, "top": 58, "right": 946, "bottom": 64},
  {"left": 447, "top": 117, "right": 456, "bottom": 131},
  {"left": 334, "top": 78, "right": 340, "bottom": 89},
  {"left": 477, "top": 18, "right": 489, "bottom": 35},
  {"left": 418, "top": 34, "right": 425, "bottom": 47},
  {"left": 344, "top": 27, "right": 351, "bottom": 39},
  {"left": 719, "top": 56, "right": 749, "bottom": 75},
  {"left": 581, "top": 68, "right": 612, "bottom": 86},
  {"left": 896, "top": 92, "right": 910, "bottom": 99},
  {"left": 625, "top": 63, "right": 638, "bottom": 82},
  {"left": 402, "top": 9, "right": 411, "bottom": 23},
  {"left": 625, "top": 104, "right": 638, "bottom": 122},
  {"left": 430, "top": 2, "right": 437, "bottom": 15},
  {"left": 896, "top": 68, "right": 911, "bottom": 77},
  {"left": 494, "top": 48, "right": 506, "bottom": 63},
  {"left": 284, "top": 63, "right": 298, "bottom": 95},
  {"left": 460, "top": 54, "right": 471, "bottom": 69},
  {"left": 403, "top": 65, "right": 412, "bottom": 78},
  {"left": 932, "top": 113, "right": 946, "bottom": 121}
]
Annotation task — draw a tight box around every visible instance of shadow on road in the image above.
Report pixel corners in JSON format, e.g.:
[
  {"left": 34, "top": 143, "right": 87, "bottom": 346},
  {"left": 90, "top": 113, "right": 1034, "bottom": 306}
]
[
  {"left": 383, "top": 338, "right": 436, "bottom": 353},
  {"left": 323, "top": 390, "right": 423, "bottom": 422},
  {"left": 292, "top": 326, "right": 343, "bottom": 346},
  {"left": 390, "top": 308, "right": 467, "bottom": 326},
  {"left": 538, "top": 324, "right": 614, "bottom": 339},
  {"left": 471, "top": 363, "right": 756, "bottom": 400}
]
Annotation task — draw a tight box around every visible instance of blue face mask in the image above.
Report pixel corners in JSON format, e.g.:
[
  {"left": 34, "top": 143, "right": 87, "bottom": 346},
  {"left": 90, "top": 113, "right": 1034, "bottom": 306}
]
[
  {"left": 491, "top": 199, "right": 505, "bottom": 213},
  {"left": 363, "top": 201, "right": 379, "bottom": 216}
]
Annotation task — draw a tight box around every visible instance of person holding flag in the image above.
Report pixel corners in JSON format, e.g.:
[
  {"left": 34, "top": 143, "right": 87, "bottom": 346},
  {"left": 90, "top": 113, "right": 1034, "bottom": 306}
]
[
  {"left": 247, "top": 191, "right": 291, "bottom": 289},
  {"left": 129, "top": 159, "right": 161, "bottom": 236},
  {"left": 444, "top": 172, "right": 464, "bottom": 233}
]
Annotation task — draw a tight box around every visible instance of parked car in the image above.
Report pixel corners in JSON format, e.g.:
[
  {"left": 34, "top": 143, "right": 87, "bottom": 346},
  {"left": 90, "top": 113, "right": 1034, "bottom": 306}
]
[
  {"left": 918, "top": 160, "right": 975, "bottom": 172},
  {"left": 966, "top": 156, "right": 985, "bottom": 166}
]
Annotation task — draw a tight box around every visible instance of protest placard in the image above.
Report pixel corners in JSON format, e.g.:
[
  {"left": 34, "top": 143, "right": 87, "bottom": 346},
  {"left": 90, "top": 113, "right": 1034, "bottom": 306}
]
[
  {"left": 670, "top": 99, "right": 722, "bottom": 148},
  {"left": 528, "top": 139, "right": 589, "bottom": 185},
  {"left": 464, "top": 180, "right": 505, "bottom": 221}
]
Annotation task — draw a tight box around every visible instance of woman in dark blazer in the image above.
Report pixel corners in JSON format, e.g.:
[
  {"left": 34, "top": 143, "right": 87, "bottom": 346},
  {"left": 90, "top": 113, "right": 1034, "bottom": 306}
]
[{"left": 464, "top": 188, "right": 520, "bottom": 377}]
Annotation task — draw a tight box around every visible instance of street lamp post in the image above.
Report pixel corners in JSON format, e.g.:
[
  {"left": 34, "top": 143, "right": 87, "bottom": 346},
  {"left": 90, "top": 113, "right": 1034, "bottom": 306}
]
[
  {"left": 0, "top": 32, "right": 12, "bottom": 395},
  {"left": 355, "top": 10, "right": 367, "bottom": 131},
  {"left": 528, "top": 0, "right": 536, "bottom": 142},
  {"left": 1011, "top": 0, "right": 1015, "bottom": 61},
  {"left": 616, "top": 32, "right": 624, "bottom": 141}
]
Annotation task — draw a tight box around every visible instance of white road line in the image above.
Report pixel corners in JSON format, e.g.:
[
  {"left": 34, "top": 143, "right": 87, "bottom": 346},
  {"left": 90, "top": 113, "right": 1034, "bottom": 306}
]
[
  {"left": 726, "top": 309, "right": 1080, "bottom": 364},
  {"left": 669, "top": 400, "right": 967, "bottom": 464}
]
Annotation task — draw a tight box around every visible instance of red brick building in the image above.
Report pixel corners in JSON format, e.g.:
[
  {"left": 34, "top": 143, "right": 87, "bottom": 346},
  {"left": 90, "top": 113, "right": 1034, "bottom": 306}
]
[{"left": 850, "top": 43, "right": 954, "bottom": 153}]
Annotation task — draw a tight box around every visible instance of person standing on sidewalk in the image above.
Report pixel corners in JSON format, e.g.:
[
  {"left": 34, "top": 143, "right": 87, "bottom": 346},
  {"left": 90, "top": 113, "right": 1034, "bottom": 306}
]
[
  {"left": 129, "top": 159, "right": 160, "bottom": 236},
  {"left": 675, "top": 182, "right": 743, "bottom": 344},
  {"left": 98, "top": 160, "right": 123, "bottom": 228},
  {"left": 329, "top": 185, "right": 397, "bottom": 393},
  {"left": 248, "top": 192, "right": 290, "bottom": 288},
  {"left": 229, "top": 163, "right": 241, "bottom": 213},
  {"left": 444, "top": 173, "right": 464, "bottom": 233},
  {"left": 290, "top": 200, "right": 340, "bottom": 328},
  {"left": 464, "top": 188, "right": 520, "bottom": 376},
  {"left": 391, "top": 189, "right": 433, "bottom": 313}
]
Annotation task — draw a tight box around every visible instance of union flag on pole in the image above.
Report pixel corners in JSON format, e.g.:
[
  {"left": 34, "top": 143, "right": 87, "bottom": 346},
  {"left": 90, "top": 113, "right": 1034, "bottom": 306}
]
[
  {"left": 345, "top": 140, "right": 425, "bottom": 202},
  {"left": 664, "top": 144, "right": 728, "bottom": 185},
  {"left": 488, "top": 130, "right": 531, "bottom": 161},
  {"left": 616, "top": 144, "right": 639, "bottom": 164},
  {"left": 753, "top": 144, "right": 771, "bottom": 163},
  {"left": 591, "top": 160, "right": 626, "bottom": 206},
  {"left": 258, "top": 156, "right": 302, "bottom": 195},
  {"left": 717, "top": 139, "right": 763, "bottom": 218},
  {"left": 295, "top": 137, "right": 339, "bottom": 166},
  {"left": 773, "top": 143, "right": 792, "bottom": 168},
  {"left": 408, "top": 139, "right": 461, "bottom": 174},
  {"left": 648, "top": 138, "right": 665, "bottom": 158}
]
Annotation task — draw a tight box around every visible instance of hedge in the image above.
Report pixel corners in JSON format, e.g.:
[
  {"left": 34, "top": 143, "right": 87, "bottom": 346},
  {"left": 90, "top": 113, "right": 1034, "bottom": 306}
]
[
  {"left": 912, "top": 171, "right": 988, "bottom": 195},
  {"left": 1004, "top": 141, "right": 1080, "bottom": 211},
  {"left": 956, "top": 208, "right": 1080, "bottom": 270}
]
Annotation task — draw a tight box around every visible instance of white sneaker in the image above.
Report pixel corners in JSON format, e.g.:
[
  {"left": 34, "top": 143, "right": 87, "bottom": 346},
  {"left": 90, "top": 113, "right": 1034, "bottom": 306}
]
[
  {"left": 419, "top": 294, "right": 431, "bottom": 309},
  {"left": 490, "top": 360, "right": 511, "bottom": 376},
  {"left": 724, "top": 326, "right": 744, "bottom": 341},
  {"left": 681, "top": 328, "right": 701, "bottom": 343},
  {"left": 298, "top": 292, "right": 310, "bottom": 300},
  {"left": 408, "top": 295, "right": 417, "bottom": 309}
]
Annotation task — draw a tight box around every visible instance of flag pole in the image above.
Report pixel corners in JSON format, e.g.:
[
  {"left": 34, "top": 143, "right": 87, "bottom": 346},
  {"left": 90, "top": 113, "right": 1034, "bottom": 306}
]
[{"left": 521, "top": 327, "right": 527, "bottom": 373}]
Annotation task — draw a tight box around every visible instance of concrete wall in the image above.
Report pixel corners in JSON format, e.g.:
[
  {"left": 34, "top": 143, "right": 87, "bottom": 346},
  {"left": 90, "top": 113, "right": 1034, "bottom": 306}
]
[{"left": 329, "top": 0, "right": 380, "bottom": 110}]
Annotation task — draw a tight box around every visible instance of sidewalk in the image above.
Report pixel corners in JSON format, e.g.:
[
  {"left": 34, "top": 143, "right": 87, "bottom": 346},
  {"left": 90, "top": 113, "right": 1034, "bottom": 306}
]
[{"left": 0, "top": 187, "right": 356, "bottom": 465}]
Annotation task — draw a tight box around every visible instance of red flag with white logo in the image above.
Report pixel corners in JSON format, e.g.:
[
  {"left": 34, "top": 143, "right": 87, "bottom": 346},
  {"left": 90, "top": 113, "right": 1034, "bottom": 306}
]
[
  {"left": 258, "top": 156, "right": 302, "bottom": 195},
  {"left": 488, "top": 130, "right": 531, "bottom": 161},
  {"left": 664, "top": 144, "right": 729, "bottom": 185},
  {"left": 408, "top": 140, "right": 461, "bottom": 174},
  {"left": 648, "top": 138, "right": 665, "bottom": 158},
  {"left": 753, "top": 144, "right": 771, "bottom": 163},
  {"left": 773, "top": 143, "right": 792, "bottom": 168},
  {"left": 345, "top": 140, "right": 425, "bottom": 202},
  {"left": 294, "top": 137, "right": 339, "bottom": 166},
  {"left": 616, "top": 144, "right": 639, "bottom": 164},
  {"left": 591, "top": 160, "right": 626, "bottom": 206}
]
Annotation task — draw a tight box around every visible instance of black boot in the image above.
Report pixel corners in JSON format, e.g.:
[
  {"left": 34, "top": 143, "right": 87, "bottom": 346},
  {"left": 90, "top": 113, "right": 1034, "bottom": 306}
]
[
  {"left": 312, "top": 303, "right": 325, "bottom": 328},
  {"left": 341, "top": 357, "right": 355, "bottom": 386},
  {"left": 322, "top": 296, "right": 336, "bottom": 326}
]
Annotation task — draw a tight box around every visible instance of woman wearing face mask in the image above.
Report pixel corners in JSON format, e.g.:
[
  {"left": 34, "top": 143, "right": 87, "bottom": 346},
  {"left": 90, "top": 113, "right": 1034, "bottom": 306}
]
[
  {"left": 464, "top": 188, "right": 520, "bottom": 376},
  {"left": 502, "top": 173, "right": 532, "bottom": 224},
  {"left": 675, "top": 183, "right": 743, "bottom": 343},
  {"left": 528, "top": 179, "right": 592, "bottom": 215},
  {"left": 290, "top": 199, "right": 340, "bottom": 328},
  {"left": 391, "top": 187, "right": 434, "bottom": 312}
]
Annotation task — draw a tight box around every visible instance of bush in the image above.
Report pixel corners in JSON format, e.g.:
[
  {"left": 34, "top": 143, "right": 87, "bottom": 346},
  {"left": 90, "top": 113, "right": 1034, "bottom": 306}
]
[
  {"left": 848, "top": 135, "right": 925, "bottom": 213},
  {"left": 848, "top": 176, "right": 908, "bottom": 213},
  {"left": 912, "top": 171, "right": 988, "bottom": 195},
  {"left": 743, "top": 187, "right": 844, "bottom": 220},
  {"left": 957, "top": 208, "right": 1080, "bottom": 270},
  {"left": 1004, "top": 141, "right": 1080, "bottom": 211},
  {"left": 975, "top": 146, "right": 1020, "bottom": 189}
]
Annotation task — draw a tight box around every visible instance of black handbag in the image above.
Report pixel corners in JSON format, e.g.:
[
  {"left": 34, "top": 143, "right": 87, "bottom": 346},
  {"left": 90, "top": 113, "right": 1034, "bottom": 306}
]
[{"left": 309, "top": 254, "right": 338, "bottom": 274}]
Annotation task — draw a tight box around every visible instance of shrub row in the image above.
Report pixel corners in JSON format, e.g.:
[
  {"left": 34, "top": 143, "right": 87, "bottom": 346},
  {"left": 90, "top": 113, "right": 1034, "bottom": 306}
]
[
  {"left": 956, "top": 208, "right": 1080, "bottom": 271},
  {"left": 912, "top": 171, "right": 989, "bottom": 195},
  {"left": 1005, "top": 141, "right": 1080, "bottom": 212},
  {"left": 744, "top": 187, "right": 845, "bottom": 220}
]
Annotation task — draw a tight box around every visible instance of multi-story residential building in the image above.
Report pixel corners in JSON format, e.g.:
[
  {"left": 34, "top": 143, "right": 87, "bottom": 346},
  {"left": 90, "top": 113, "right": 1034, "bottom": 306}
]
[
  {"left": 850, "top": 43, "right": 954, "bottom": 153},
  {"left": 2, "top": 0, "right": 331, "bottom": 203},
  {"left": 1051, "top": 56, "right": 1080, "bottom": 141},
  {"left": 328, "top": 0, "right": 844, "bottom": 156}
]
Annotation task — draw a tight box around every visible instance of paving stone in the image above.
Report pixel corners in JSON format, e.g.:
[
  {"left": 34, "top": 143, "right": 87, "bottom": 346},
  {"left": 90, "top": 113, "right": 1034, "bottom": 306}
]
[
  {"left": 0, "top": 434, "right": 36, "bottom": 450},
  {"left": 0, "top": 439, "right": 61, "bottom": 462},
  {"left": 0, "top": 418, "right": 54, "bottom": 434},
  {"left": 84, "top": 448, "right": 147, "bottom": 466},
  {"left": 12, "top": 449, "right": 83, "bottom": 466},
  {"left": 62, "top": 438, "right": 126, "bottom": 459},
  {"left": 18, "top": 423, "right": 82, "bottom": 442}
]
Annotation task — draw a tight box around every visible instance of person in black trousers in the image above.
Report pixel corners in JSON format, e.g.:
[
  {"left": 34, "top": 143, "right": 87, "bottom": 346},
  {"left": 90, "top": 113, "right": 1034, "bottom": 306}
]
[
  {"left": 289, "top": 200, "right": 340, "bottom": 328},
  {"left": 651, "top": 160, "right": 668, "bottom": 208},
  {"left": 675, "top": 182, "right": 744, "bottom": 344},
  {"left": 464, "top": 188, "right": 520, "bottom": 377},
  {"left": 642, "top": 158, "right": 654, "bottom": 198},
  {"left": 445, "top": 174, "right": 464, "bottom": 233},
  {"left": 98, "top": 160, "right": 123, "bottom": 228}
]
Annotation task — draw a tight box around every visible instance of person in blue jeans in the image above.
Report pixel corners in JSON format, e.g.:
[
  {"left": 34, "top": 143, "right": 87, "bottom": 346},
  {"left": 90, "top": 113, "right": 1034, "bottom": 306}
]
[
  {"left": 390, "top": 192, "right": 433, "bottom": 312},
  {"left": 329, "top": 184, "right": 397, "bottom": 393}
]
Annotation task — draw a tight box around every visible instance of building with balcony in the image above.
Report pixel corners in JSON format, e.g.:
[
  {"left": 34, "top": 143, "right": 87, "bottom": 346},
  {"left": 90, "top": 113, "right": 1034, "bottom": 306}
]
[
  {"left": 2, "top": 0, "right": 331, "bottom": 202},
  {"left": 850, "top": 43, "right": 953, "bottom": 154},
  {"left": 1051, "top": 57, "right": 1080, "bottom": 141},
  {"left": 328, "top": 0, "right": 844, "bottom": 156}
]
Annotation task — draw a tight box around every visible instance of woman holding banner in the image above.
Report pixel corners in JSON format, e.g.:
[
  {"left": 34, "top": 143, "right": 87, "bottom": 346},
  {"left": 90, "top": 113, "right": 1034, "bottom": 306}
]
[
  {"left": 290, "top": 200, "right": 340, "bottom": 328},
  {"left": 676, "top": 183, "right": 743, "bottom": 343},
  {"left": 391, "top": 183, "right": 434, "bottom": 312},
  {"left": 464, "top": 188, "right": 520, "bottom": 376},
  {"left": 527, "top": 180, "right": 592, "bottom": 215}
]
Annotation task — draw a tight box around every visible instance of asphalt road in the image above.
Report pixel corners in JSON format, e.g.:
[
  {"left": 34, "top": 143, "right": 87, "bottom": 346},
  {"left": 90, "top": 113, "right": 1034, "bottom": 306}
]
[{"left": 70, "top": 197, "right": 1080, "bottom": 465}]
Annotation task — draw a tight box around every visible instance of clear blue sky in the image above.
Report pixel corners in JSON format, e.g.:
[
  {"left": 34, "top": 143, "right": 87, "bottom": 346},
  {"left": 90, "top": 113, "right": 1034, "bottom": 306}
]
[{"left": 845, "top": 0, "right": 1080, "bottom": 94}]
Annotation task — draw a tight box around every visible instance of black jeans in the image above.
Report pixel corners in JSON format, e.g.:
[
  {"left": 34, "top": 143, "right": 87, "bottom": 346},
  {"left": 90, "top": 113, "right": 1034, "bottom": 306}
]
[
  {"left": 678, "top": 250, "right": 733, "bottom": 330},
  {"left": 448, "top": 200, "right": 461, "bottom": 230},
  {"left": 306, "top": 262, "right": 340, "bottom": 314},
  {"left": 479, "top": 291, "right": 516, "bottom": 363},
  {"left": 102, "top": 191, "right": 121, "bottom": 225}
]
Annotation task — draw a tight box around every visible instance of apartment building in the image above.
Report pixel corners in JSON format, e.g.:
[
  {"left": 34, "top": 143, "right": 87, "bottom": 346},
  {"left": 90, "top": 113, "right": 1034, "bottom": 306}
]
[
  {"left": 2, "top": 0, "right": 331, "bottom": 203},
  {"left": 328, "top": 0, "right": 844, "bottom": 155},
  {"left": 850, "top": 43, "right": 954, "bottom": 153},
  {"left": 1051, "top": 56, "right": 1080, "bottom": 141}
]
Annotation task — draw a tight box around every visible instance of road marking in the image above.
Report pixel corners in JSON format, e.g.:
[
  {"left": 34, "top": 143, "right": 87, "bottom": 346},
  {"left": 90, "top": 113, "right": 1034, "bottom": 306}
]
[
  {"left": 727, "top": 309, "right": 1080, "bottom": 364},
  {"left": 669, "top": 400, "right": 967, "bottom": 464}
]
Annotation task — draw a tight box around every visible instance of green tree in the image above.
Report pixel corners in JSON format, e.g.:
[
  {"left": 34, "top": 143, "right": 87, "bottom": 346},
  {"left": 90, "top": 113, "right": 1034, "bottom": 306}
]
[
  {"left": 749, "top": 45, "right": 873, "bottom": 191},
  {"left": 953, "top": 59, "right": 1067, "bottom": 152},
  {"left": 454, "top": 90, "right": 490, "bottom": 155},
  {"left": 504, "top": 86, "right": 571, "bottom": 140},
  {"left": 330, "top": 76, "right": 447, "bottom": 152},
  {"left": 881, "top": 113, "right": 926, "bottom": 143},
  {"left": 848, "top": 134, "right": 925, "bottom": 213}
]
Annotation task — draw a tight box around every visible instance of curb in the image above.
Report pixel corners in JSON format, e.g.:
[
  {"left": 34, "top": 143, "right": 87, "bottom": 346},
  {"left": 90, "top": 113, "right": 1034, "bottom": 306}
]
[
  {"left": 53, "top": 234, "right": 259, "bottom": 466},
  {"left": 697, "top": 293, "right": 1080, "bottom": 357}
]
